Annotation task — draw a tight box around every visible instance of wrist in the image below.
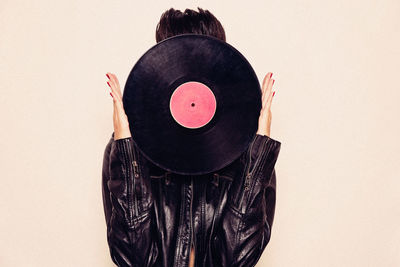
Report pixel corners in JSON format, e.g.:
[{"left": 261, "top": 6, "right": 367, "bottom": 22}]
[
  {"left": 256, "top": 127, "right": 270, "bottom": 137},
  {"left": 114, "top": 126, "right": 132, "bottom": 140}
]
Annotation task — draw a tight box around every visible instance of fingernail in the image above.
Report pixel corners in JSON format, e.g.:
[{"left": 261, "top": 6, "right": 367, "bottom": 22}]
[
  {"left": 106, "top": 73, "right": 110, "bottom": 79},
  {"left": 273, "top": 91, "right": 275, "bottom": 97},
  {"left": 270, "top": 72, "right": 273, "bottom": 77},
  {"left": 272, "top": 80, "right": 275, "bottom": 85},
  {"left": 110, "top": 92, "right": 113, "bottom": 97},
  {"left": 107, "top": 81, "right": 110, "bottom": 87}
]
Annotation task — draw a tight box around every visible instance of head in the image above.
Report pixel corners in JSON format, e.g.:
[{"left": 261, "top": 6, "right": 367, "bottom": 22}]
[{"left": 155, "top": 7, "right": 226, "bottom": 43}]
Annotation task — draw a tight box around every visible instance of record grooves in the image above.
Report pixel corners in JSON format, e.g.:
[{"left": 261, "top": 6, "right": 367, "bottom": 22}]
[{"left": 123, "top": 34, "right": 261, "bottom": 175}]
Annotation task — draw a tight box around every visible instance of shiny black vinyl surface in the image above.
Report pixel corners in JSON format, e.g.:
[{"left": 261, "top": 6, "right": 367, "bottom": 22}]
[{"left": 123, "top": 34, "right": 261, "bottom": 175}]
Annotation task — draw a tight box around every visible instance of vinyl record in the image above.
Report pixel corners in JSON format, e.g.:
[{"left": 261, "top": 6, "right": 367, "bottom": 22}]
[{"left": 123, "top": 34, "right": 261, "bottom": 175}]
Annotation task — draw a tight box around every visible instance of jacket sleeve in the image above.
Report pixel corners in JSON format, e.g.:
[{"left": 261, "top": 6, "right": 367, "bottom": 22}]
[
  {"left": 101, "top": 132, "right": 158, "bottom": 267},
  {"left": 213, "top": 133, "right": 281, "bottom": 267}
]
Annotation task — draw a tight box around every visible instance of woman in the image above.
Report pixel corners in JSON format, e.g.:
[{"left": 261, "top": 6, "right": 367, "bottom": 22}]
[{"left": 102, "top": 7, "right": 280, "bottom": 267}]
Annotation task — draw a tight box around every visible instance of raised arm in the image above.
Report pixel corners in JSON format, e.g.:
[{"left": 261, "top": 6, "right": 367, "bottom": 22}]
[
  {"left": 102, "top": 133, "right": 157, "bottom": 266},
  {"left": 212, "top": 133, "right": 281, "bottom": 266},
  {"left": 212, "top": 72, "right": 280, "bottom": 266},
  {"left": 103, "top": 72, "right": 157, "bottom": 266}
]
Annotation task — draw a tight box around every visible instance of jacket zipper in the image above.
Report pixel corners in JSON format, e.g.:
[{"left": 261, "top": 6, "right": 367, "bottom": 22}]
[
  {"left": 124, "top": 140, "right": 133, "bottom": 224},
  {"left": 130, "top": 142, "right": 139, "bottom": 220},
  {"left": 237, "top": 139, "right": 254, "bottom": 207},
  {"left": 238, "top": 137, "right": 267, "bottom": 208}
]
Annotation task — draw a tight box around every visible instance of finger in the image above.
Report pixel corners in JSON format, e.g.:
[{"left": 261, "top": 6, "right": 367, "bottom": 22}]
[
  {"left": 262, "top": 78, "right": 274, "bottom": 108},
  {"left": 107, "top": 77, "right": 122, "bottom": 103},
  {"left": 107, "top": 73, "right": 125, "bottom": 111},
  {"left": 107, "top": 80, "right": 115, "bottom": 99},
  {"left": 261, "top": 73, "right": 270, "bottom": 97},
  {"left": 109, "top": 73, "right": 122, "bottom": 97},
  {"left": 108, "top": 74, "right": 122, "bottom": 102},
  {"left": 262, "top": 72, "right": 272, "bottom": 91},
  {"left": 107, "top": 74, "right": 117, "bottom": 89},
  {"left": 110, "top": 91, "right": 121, "bottom": 108},
  {"left": 107, "top": 80, "right": 118, "bottom": 100},
  {"left": 261, "top": 72, "right": 273, "bottom": 102},
  {"left": 111, "top": 73, "right": 121, "bottom": 89},
  {"left": 265, "top": 80, "right": 275, "bottom": 108},
  {"left": 107, "top": 81, "right": 118, "bottom": 102},
  {"left": 108, "top": 73, "right": 117, "bottom": 87},
  {"left": 265, "top": 75, "right": 274, "bottom": 97},
  {"left": 262, "top": 83, "right": 271, "bottom": 107}
]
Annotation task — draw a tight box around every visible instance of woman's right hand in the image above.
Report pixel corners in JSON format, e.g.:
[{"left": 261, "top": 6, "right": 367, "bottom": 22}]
[
  {"left": 256, "top": 72, "right": 275, "bottom": 137},
  {"left": 106, "top": 72, "right": 132, "bottom": 140}
]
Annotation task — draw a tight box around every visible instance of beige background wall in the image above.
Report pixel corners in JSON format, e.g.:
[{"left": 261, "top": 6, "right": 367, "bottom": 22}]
[{"left": 1, "top": 0, "right": 399, "bottom": 266}]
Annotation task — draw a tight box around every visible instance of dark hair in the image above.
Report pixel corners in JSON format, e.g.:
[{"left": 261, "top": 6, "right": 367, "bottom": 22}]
[{"left": 155, "top": 7, "right": 226, "bottom": 43}]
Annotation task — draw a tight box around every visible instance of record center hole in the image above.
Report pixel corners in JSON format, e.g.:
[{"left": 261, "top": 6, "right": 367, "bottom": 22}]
[{"left": 191, "top": 103, "right": 195, "bottom": 107}]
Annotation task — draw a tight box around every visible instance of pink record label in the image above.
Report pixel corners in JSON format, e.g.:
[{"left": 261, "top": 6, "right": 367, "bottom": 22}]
[{"left": 169, "top": 81, "right": 217, "bottom": 129}]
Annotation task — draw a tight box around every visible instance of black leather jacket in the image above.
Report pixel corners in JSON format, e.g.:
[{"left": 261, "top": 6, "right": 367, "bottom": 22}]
[{"left": 102, "top": 132, "right": 281, "bottom": 267}]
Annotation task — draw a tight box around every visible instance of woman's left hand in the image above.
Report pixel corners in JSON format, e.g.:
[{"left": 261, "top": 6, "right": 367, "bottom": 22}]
[
  {"left": 106, "top": 72, "right": 132, "bottom": 140},
  {"left": 256, "top": 72, "right": 275, "bottom": 137}
]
